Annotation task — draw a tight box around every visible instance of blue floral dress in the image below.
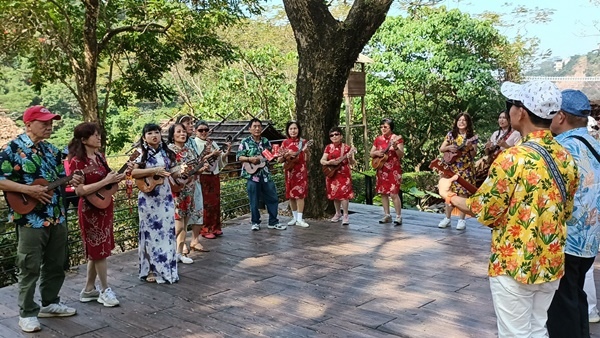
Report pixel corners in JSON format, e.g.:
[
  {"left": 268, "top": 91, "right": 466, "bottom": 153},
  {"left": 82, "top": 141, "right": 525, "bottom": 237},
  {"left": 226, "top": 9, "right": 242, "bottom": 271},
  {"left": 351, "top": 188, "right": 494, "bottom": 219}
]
[{"left": 136, "top": 146, "right": 178, "bottom": 284}]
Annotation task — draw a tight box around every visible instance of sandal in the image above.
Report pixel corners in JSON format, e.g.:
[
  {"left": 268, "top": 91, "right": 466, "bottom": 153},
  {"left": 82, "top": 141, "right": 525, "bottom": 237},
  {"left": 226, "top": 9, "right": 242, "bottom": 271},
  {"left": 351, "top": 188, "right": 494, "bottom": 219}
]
[
  {"left": 190, "top": 242, "right": 210, "bottom": 252},
  {"left": 146, "top": 273, "right": 157, "bottom": 283}
]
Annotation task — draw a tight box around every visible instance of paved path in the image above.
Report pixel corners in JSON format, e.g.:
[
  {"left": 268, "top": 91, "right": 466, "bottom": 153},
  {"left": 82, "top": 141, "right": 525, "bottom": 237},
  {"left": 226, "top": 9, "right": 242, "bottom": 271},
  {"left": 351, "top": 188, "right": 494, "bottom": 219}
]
[{"left": 1, "top": 204, "right": 599, "bottom": 337}]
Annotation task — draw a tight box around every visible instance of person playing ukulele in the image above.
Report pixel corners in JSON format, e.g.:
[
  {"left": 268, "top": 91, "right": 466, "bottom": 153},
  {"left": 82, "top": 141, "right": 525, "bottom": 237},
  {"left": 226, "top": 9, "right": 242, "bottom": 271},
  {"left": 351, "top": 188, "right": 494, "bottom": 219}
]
[
  {"left": 68, "top": 122, "right": 133, "bottom": 308},
  {"left": 438, "top": 112, "right": 478, "bottom": 230},
  {"left": 370, "top": 118, "right": 404, "bottom": 226},
  {"left": 0, "top": 106, "right": 83, "bottom": 332},
  {"left": 131, "top": 123, "right": 179, "bottom": 284},
  {"left": 237, "top": 118, "right": 284, "bottom": 231},
  {"left": 277, "top": 121, "right": 311, "bottom": 228},
  {"left": 320, "top": 127, "right": 356, "bottom": 225}
]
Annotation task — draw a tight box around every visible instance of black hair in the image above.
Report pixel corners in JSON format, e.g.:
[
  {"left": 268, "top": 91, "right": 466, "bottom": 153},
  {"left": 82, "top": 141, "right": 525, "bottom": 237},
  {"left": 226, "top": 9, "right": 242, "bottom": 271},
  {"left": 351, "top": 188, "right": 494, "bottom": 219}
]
[
  {"left": 451, "top": 112, "right": 474, "bottom": 139},
  {"left": 329, "top": 126, "right": 343, "bottom": 135},
  {"left": 285, "top": 121, "right": 302, "bottom": 138},
  {"left": 195, "top": 120, "right": 209, "bottom": 130},
  {"left": 67, "top": 122, "right": 101, "bottom": 161},
  {"left": 380, "top": 118, "right": 395, "bottom": 133},
  {"left": 497, "top": 110, "right": 512, "bottom": 135},
  {"left": 167, "top": 123, "right": 188, "bottom": 145},
  {"left": 526, "top": 111, "right": 552, "bottom": 128},
  {"left": 248, "top": 118, "right": 262, "bottom": 128},
  {"left": 138, "top": 123, "right": 176, "bottom": 169}
]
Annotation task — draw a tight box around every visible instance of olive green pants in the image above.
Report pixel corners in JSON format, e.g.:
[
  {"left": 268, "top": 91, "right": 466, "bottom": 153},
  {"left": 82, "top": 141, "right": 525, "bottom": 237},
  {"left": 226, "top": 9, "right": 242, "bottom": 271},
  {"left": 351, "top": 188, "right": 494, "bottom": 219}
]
[{"left": 16, "top": 224, "right": 67, "bottom": 318}]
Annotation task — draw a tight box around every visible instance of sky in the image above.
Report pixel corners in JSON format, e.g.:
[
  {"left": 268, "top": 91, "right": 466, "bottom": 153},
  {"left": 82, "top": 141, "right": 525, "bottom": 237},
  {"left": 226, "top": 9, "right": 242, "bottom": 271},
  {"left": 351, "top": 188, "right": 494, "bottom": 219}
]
[
  {"left": 409, "top": 0, "right": 600, "bottom": 60},
  {"left": 268, "top": 1, "right": 599, "bottom": 61}
]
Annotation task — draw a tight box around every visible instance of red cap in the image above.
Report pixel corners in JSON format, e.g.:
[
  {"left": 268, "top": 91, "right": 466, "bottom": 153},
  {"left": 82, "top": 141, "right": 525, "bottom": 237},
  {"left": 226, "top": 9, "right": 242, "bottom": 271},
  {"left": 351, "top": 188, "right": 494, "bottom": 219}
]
[{"left": 23, "top": 106, "right": 61, "bottom": 123}]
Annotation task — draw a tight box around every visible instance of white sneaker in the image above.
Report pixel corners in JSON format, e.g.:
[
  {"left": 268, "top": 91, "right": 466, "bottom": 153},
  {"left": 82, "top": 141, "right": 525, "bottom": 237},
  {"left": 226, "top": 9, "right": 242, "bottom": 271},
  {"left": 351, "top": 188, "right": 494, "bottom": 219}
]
[
  {"left": 296, "top": 220, "right": 310, "bottom": 228},
  {"left": 287, "top": 219, "right": 297, "bottom": 226},
  {"left": 268, "top": 223, "right": 287, "bottom": 230},
  {"left": 438, "top": 217, "right": 451, "bottom": 228},
  {"left": 79, "top": 286, "right": 100, "bottom": 302},
  {"left": 177, "top": 253, "right": 194, "bottom": 264},
  {"left": 19, "top": 316, "right": 41, "bottom": 332},
  {"left": 379, "top": 215, "right": 392, "bottom": 223},
  {"left": 590, "top": 311, "right": 600, "bottom": 323},
  {"left": 98, "top": 287, "right": 120, "bottom": 307},
  {"left": 456, "top": 219, "right": 466, "bottom": 230},
  {"left": 394, "top": 217, "right": 402, "bottom": 226},
  {"left": 38, "top": 303, "right": 76, "bottom": 317},
  {"left": 251, "top": 223, "right": 260, "bottom": 231}
]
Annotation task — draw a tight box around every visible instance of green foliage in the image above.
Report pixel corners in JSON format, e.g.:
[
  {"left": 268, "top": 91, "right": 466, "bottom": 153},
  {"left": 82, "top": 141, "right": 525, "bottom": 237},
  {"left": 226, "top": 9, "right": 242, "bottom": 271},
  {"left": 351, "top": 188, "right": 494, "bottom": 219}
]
[
  {"left": 364, "top": 6, "right": 516, "bottom": 171},
  {"left": 0, "top": 0, "right": 264, "bottom": 125}
]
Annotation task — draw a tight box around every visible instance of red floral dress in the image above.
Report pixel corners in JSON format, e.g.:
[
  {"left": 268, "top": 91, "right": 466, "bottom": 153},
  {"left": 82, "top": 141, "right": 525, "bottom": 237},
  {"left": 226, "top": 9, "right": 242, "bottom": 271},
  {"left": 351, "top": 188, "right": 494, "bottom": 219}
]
[
  {"left": 373, "top": 134, "right": 403, "bottom": 195},
  {"left": 324, "top": 143, "right": 354, "bottom": 200},
  {"left": 282, "top": 138, "right": 308, "bottom": 199},
  {"left": 69, "top": 154, "right": 115, "bottom": 260},
  {"left": 168, "top": 144, "right": 196, "bottom": 220}
]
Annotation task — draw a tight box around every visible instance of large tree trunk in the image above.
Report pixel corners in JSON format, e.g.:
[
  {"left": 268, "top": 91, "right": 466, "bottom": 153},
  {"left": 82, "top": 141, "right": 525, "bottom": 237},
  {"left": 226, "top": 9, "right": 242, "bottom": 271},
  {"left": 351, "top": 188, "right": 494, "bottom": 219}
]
[
  {"left": 78, "top": 0, "right": 105, "bottom": 147},
  {"left": 283, "top": 0, "right": 393, "bottom": 218}
]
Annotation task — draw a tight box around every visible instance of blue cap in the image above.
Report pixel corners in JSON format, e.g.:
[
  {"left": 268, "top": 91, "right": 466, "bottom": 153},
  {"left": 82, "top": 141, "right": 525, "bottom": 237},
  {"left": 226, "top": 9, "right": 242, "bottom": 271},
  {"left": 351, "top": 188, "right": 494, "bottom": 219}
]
[{"left": 561, "top": 89, "right": 591, "bottom": 117}]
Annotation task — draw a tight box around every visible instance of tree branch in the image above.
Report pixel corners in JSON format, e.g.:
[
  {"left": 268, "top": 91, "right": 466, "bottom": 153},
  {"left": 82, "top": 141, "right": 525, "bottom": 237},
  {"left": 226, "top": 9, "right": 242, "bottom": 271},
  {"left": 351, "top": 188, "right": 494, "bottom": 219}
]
[{"left": 98, "top": 21, "right": 173, "bottom": 53}]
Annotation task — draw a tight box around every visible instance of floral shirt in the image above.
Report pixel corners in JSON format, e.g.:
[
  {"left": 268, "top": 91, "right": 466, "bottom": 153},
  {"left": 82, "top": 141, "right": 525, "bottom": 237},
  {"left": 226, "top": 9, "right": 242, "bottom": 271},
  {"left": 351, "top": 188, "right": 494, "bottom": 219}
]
[
  {"left": 237, "top": 136, "right": 273, "bottom": 182},
  {"left": 466, "top": 130, "right": 579, "bottom": 284},
  {"left": 0, "top": 134, "right": 66, "bottom": 228},
  {"left": 555, "top": 127, "right": 600, "bottom": 258}
]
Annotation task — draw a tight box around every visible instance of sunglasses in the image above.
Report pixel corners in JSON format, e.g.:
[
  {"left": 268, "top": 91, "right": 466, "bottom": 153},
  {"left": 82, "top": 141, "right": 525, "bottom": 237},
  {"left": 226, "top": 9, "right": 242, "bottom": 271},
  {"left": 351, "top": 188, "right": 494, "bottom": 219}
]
[
  {"left": 329, "top": 132, "right": 341, "bottom": 137},
  {"left": 197, "top": 128, "right": 209, "bottom": 132},
  {"left": 505, "top": 99, "right": 532, "bottom": 114}
]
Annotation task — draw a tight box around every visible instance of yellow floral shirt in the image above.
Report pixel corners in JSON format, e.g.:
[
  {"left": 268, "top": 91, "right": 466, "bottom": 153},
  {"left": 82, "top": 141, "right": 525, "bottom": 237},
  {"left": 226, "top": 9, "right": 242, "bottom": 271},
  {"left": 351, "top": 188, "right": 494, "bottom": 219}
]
[{"left": 466, "top": 130, "right": 579, "bottom": 284}]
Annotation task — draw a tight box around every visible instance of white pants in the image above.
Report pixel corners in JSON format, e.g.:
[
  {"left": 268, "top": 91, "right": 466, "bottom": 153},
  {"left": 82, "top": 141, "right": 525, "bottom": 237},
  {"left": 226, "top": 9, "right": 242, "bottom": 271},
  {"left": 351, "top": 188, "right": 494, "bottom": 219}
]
[
  {"left": 584, "top": 263, "right": 598, "bottom": 315},
  {"left": 490, "top": 275, "right": 560, "bottom": 338}
]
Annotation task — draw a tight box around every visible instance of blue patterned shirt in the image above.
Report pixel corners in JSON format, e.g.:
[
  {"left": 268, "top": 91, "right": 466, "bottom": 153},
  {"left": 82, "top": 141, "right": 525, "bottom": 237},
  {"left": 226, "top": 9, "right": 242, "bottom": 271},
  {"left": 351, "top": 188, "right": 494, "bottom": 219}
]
[
  {"left": 555, "top": 127, "right": 600, "bottom": 257},
  {"left": 0, "top": 134, "right": 66, "bottom": 228},
  {"left": 236, "top": 136, "right": 273, "bottom": 182}
]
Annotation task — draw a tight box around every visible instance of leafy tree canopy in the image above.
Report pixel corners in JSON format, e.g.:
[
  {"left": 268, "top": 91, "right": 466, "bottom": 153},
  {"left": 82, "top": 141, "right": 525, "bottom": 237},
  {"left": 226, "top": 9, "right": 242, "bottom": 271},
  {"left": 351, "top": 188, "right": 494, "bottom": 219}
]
[{"left": 365, "top": 6, "right": 518, "bottom": 171}]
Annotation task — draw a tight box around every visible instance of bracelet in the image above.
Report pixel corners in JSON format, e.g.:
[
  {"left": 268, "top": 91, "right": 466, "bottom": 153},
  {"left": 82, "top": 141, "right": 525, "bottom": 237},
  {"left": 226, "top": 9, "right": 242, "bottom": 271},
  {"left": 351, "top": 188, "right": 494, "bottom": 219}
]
[{"left": 445, "top": 192, "right": 457, "bottom": 206}]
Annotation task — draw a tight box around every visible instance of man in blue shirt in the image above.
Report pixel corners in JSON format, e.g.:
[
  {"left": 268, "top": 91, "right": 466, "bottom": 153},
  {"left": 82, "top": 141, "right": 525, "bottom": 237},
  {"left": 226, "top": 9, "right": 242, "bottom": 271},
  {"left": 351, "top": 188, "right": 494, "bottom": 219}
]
[
  {"left": 0, "top": 106, "right": 83, "bottom": 332},
  {"left": 236, "top": 118, "right": 284, "bottom": 231},
  {"left": 548, "top": 90, "right": 600, "bottom": 337}
]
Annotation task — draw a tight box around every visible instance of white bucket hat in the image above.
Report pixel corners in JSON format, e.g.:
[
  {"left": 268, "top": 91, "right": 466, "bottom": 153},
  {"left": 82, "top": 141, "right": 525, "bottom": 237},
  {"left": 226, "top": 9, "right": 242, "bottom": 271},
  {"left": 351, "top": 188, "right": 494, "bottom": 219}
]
[{"left": 501, "top": 80, "right": 562, "bottom": 120}]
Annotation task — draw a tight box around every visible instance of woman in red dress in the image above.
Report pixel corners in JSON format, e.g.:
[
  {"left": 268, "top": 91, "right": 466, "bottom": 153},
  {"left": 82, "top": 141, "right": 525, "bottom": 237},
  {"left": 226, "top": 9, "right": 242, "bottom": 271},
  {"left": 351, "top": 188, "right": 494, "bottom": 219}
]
[
  {"left": 167, "top": 123, "right": 209, "bottom": 264},
  {"left": 68, "top": 122, "right": 129, "bottom": 307},
  {"left": 278, "top": 121, "right": 310, "bottom": 228},
  {"left": 320, "top": 127, "right": 356, "bottom": 225},
  {"left": 370, "top": 118, "right": 404, "bottom": 226}
]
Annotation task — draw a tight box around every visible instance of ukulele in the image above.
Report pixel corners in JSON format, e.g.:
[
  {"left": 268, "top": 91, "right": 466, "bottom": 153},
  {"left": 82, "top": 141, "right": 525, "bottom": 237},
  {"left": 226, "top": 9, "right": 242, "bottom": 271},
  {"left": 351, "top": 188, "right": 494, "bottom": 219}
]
[
  {"left": 429, "top": 158, "right": 478, "bottom": 194},
  {"left": 242, "top": 156, "right": 268, "bottom": 175},
  {"left": 322, "top": 148, "right": 357, "bottom": 178},
  {"left": 5, "top": 165, "right": 97, "bottom": 214},
  {"left": 135, "top": 158, "right": 199, "bottom": 193},
  {"left": 443, "top": 135, "right": 479, "bottom": 164},
  {"left": 85, "top": 150, "right": 140, "bottom": 209},
  {"left": 283, "top": 139, "right": 313, "bottom": 171},
  {"left": 371, "top": 135, "right": 402, "bottom": 170}
]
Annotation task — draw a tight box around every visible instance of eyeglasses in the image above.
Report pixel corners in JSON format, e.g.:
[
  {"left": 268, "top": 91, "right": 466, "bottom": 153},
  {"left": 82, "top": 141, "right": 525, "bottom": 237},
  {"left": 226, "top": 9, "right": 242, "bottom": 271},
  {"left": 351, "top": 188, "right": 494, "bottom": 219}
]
[
  {"left": 506, "top": 99, "right": 531, "bottom": 114},
  {"left": 197, "top": 128, "right": 209, "bottom": 132},
  {"left": 380, "top": 125, "right": 389, "bottom": 129},
  {"left": 329, "top": 132, "right": 341, "bottom": 137}
]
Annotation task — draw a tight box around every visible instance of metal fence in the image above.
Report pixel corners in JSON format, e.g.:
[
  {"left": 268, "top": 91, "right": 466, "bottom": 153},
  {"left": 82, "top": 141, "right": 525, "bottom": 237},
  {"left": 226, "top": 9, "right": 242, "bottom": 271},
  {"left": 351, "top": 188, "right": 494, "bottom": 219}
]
[{"left": 0, "top": 156, "right": 371, "bottom": 288}]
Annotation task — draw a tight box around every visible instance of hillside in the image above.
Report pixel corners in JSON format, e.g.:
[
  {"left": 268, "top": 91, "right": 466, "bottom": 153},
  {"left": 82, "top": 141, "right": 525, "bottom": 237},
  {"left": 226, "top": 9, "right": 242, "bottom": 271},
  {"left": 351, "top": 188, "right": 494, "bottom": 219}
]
[
  {"left": 0, "top": 113, "right": 22, "bottom": 147},
  {"left": 526, "top": 51, "right": 600, "bottom": 100}
]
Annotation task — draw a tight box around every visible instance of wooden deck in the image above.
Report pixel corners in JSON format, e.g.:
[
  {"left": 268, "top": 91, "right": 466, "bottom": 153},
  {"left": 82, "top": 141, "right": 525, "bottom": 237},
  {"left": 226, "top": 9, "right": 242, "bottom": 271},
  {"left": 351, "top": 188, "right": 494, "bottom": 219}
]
[{"left": 1, "top": 203, "right": 600, "bottom": 337}]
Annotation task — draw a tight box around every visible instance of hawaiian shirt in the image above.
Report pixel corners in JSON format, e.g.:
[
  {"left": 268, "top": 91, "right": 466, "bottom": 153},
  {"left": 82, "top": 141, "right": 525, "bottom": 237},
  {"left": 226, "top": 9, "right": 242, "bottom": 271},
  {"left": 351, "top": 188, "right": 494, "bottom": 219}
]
[
  {"left": 555, "top": 127, "right": 600, "bottom": 258},
  {"left": 0, "top": 133, "right": 66, "bottom": 228},
  {"left": 466, "top": 130, "right": 579, "bottom": 284},
  {"left": 237, "top": 136, "right": 273, "bottom": 182}
]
